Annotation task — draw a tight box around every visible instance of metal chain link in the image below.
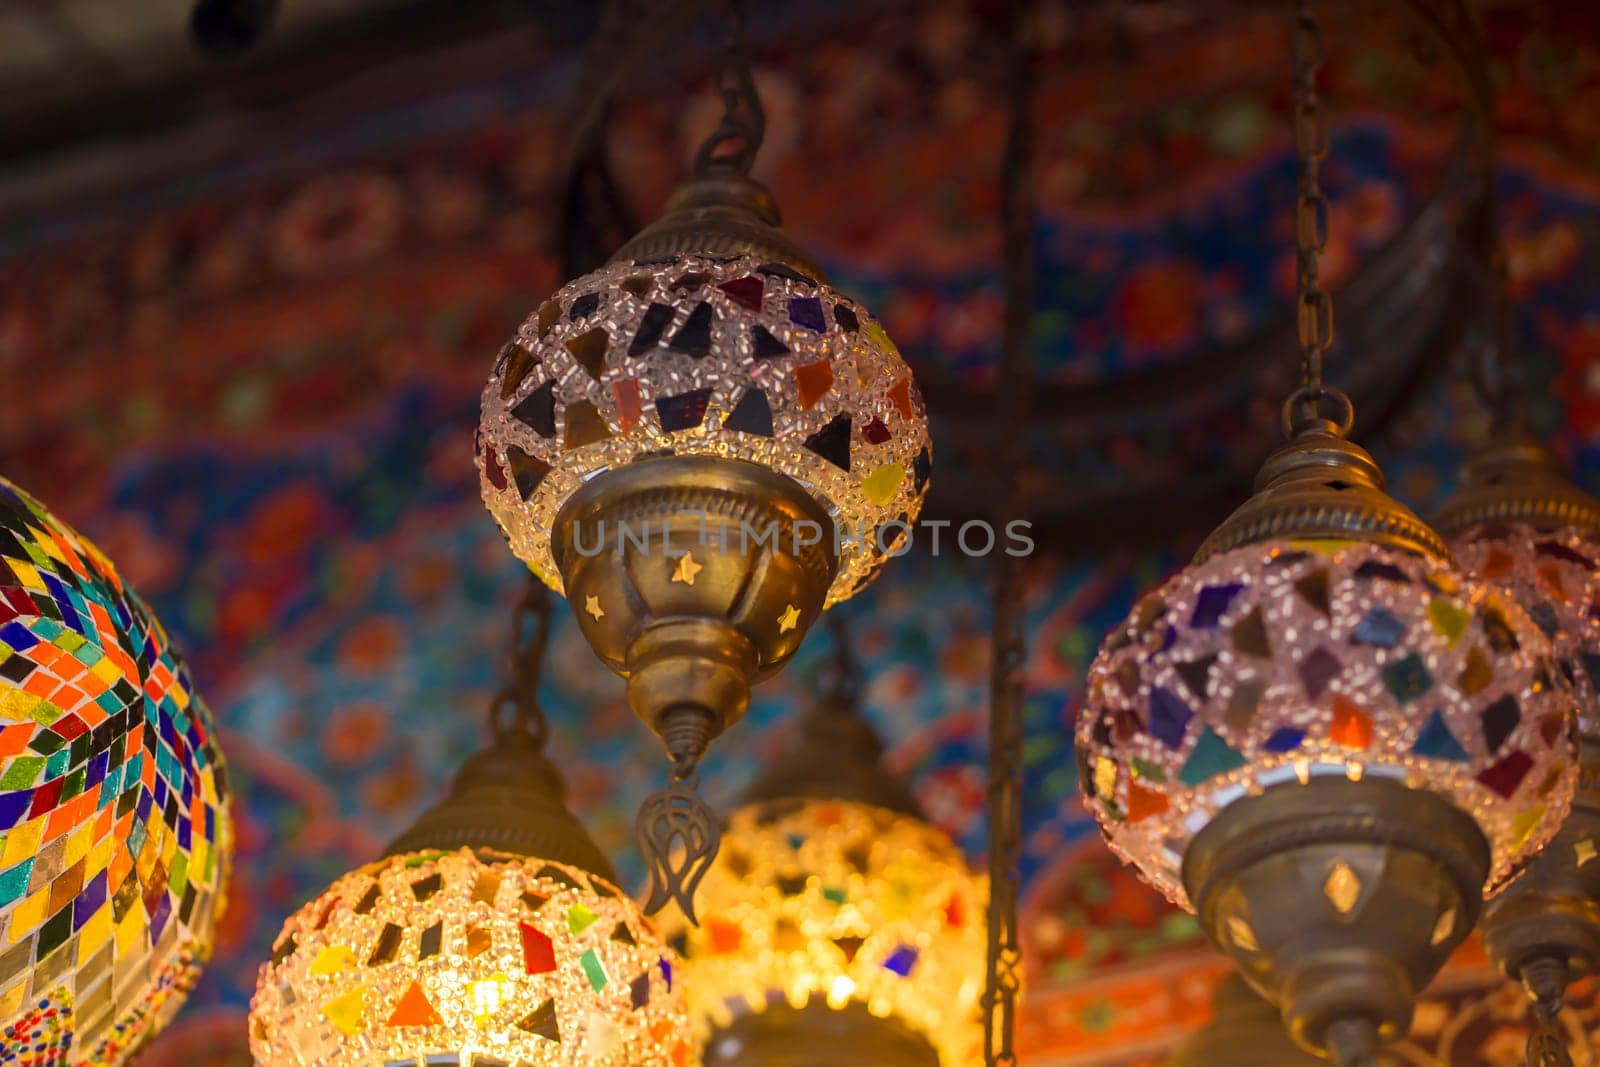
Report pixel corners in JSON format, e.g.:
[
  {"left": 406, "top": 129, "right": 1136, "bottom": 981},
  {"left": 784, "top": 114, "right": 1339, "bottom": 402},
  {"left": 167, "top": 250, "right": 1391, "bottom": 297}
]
[
  {"left": 486, "top": 575, "right": 552, "bottom": 749},
  {"left": 984, "top": 0, "right": 1035, "bottom": 1063},
  {"left": 692, "top": 0, "right": 766, "bottom": 176},
  {"left": 1283, "top": 0, "right": 1353, "bottom": 436}
]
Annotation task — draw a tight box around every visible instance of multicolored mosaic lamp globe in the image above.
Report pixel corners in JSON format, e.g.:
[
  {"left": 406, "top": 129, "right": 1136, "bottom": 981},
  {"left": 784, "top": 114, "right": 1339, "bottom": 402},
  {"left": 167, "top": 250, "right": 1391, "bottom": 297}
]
[
  {"left": 249, "top": 846, "right": 688, "bottom": 1067},
  {"left": 666, "top": 637, "right": 985, "bottom": 1067},
  {"left": 476, "top": 165, "right": 930, "bottom": 917},
  {"left": 250, "top": 586, "right": 693, "bottom": 1066},
  {"left": 0, "top": 478, "right": 232, "bottom": 1064},
  {"left": 1077, "top": 421, "right": 1579, "bottom": 1060},
  {"left": 1435, "top": 434, "right": 1600, "bottom": 1043}
]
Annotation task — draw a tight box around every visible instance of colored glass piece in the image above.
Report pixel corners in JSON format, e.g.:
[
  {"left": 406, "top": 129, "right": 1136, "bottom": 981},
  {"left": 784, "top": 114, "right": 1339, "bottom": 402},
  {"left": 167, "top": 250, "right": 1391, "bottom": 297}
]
[
  {"left": 1478, "top": 751, "right": 1535, "bottom": 798},
  {"left": 1297, "top": 647, "right": 1341, "bottom": 699},
  {"left": 803, "top": 415, "right": 853, "bottom": 471},
  {"left": 1459, "top": 646, "right": 1493, "bottom": 696},
  {"left": 794, "top": 359, "right": 835, "bottom": 410},
  {"left": 511, "top": 380, "right": 557, "bottom": 437},
  {"left": 862, "top": 464, "right": 905, "bottom": 508},
  {"left": 1126, "top": 782, "right": 1170, "bottom": 822},
  {"left": 882, "top": 944, "right": 919, "bottom": 977},
  {"left": 1380, "top": 653, "right": 1433, "bottom": 703},
  {"left": 667, "top": 302, "right": 714, "bottom": 358},
  {"left": 1426, "top": 598, "right": 1471, "bottom": 645},
  {"left": 630, "top": 304, "right": 675, "bottom": 356},
  {"left": 613, "top": 379, "right": 643, "bottom": 433},
  {"left": 1350, "top": 607, "right": 1405, "bottom": 648},
  {"left": 1411, "top": 709, "right": 1469, "bottom": 762},
  {"left": 862, "top": 417, "right": 892, "bottom": 445},
  {"left": 520, "top": 921, "right": 556, "bottom": 975},
  {"left": 321, "top": 986, "right": 367, "bottom": 1037},
  {"left": 1263, "top": 727, "right": 1306, "bottom": 753},
  {"left": 1179, "top": 728, "right": 1247, "bottom": 786},
  {"left": 788, "top": 297, "right": 827, "bottom": 332},
  {"left": 1231, "top": 608, "right": 1271, "bottom": 658},
  {"left": 1328, "top": 696, "right": 1373, "bottom": 749},
  {"left": 718, "top": 276, "right": 764, "bottom": 311},
  {"left": 567, "top": 903, "right": 599, "bottom": 935},
  {"left": 1148, "top": 687, "right": 1193, "bottom": 750},
  {"left": 562, "top": 400, "right": 612, "bottom": 450},
  {"left": 1190, "top": 583, "right": 1244, "bottom": 629},
  {"left": 580, "top": 948, "right": 609, "bottom": 992},
  {"left": 833, "top": 304, "right": 860, "bottom": 332},
  {"left": 750, "top": 325, "right": 790, "bottom": 359},
  {"left": 565, "top": 329, "right": 609, "bottom": 381},
  {"left": 569, "top": 293, "right": 601, "bottom": 320},
  {"left": 657, "top": 388, "right": 712, "bottom": 433},
  {"left": 517, "top": 998, "right": 560, "bottom": 1042},
  {"left": 1174, "top": 654, "right": 1217, "bottom": 700},
  {"left": 1295, "top": 570, "right": 1331, "bottom": 615},
  {"left": 386, "top": 981, "right": 443, "bottom": 1028},
  {"left": 1481, "top": 695, "right": 1521, "bottom": 754},
  {"left": 722, "top": 389, "right": 774, "bottom": 437}
]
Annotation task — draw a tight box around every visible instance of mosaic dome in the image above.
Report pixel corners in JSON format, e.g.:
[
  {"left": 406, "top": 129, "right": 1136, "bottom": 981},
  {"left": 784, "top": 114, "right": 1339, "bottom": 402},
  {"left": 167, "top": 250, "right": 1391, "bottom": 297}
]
[
  {"left": 664, "top": 799, "right": 986, "bottom": 1065},
  {"left": 0, "top": 478, "right": 232, "bottom": 1065},
  {"left": 1078, "top": 539, "right": 1578, "bottom": 908},
  {"left": 249, "top": 848, "right": 691, "bottom": 1067},
  {"left": 1451, "top": 522, "right": 1600, "bottom": 737},
  {"left": 476, "top": 253, "right": 932, "bottom": 606}
]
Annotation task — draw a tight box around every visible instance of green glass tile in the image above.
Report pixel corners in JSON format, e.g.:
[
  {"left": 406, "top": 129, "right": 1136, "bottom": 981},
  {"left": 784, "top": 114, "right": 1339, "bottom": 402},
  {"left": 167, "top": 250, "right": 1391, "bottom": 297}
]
[
  {"left": 580, "top": 948, "right": 609, "bottom": 992},
  {"left": 822, "top": 887, "right": 848, "bottom": 906},
  {"left": 1179, "top": 728, "right": 1247, "bottom": 786},
  {"left": 1381, "top": 653, "right": 1433, "bottom": 703},
  {"left": 0, "top": 757, "right": 43, "bottom": 791},
  {"left": 1130, "top": 757, "right": 1167, "bottom": 783}
]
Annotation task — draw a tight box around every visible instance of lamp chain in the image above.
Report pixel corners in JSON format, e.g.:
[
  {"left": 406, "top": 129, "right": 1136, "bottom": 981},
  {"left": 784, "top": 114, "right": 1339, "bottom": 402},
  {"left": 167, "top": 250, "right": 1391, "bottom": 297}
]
[
  {"left": 692, "top": 0, "right": 765, "bottom": 176},
  {"left": 1282, "top": 0, "right": 1353, "bottom": 438},
  {"left": 486, "top": 575, "right": 553, "bottom": 749},
  {"left": 983, "top": 0, "right": 1035, "bottom": 1063}
]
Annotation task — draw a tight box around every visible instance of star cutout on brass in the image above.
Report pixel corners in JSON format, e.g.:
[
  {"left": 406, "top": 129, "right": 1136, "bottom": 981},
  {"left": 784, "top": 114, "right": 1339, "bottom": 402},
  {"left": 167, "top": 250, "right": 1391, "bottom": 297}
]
[
  {"left": 585, "top": 595, "right": 605, "bottom": 621},
  {"left": 1577, "top": 838, "right": 1598, "bottom": 867},
  {"left": 778, "top": 604, "right": 801, "bottom": 633},
  {"left": 671, "top": 553, "right": 703, "bottom": 586}
]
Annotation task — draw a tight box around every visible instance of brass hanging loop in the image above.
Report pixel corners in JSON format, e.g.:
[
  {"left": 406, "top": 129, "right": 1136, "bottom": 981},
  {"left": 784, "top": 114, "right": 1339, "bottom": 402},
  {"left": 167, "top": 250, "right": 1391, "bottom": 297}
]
[{"left": 692, "top": 0, "right": 765, "bottom": 177}]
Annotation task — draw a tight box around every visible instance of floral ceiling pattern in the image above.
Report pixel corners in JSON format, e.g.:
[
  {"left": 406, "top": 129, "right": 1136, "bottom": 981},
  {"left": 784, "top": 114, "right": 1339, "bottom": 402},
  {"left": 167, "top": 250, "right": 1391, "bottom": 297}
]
[{"left": 1, "top": 1, "right": 1600, "bottom": 1063}]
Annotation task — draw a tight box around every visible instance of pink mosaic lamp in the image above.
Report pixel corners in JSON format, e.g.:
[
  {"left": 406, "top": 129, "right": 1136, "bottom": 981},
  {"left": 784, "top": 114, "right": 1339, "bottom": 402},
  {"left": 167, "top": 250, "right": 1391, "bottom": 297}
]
[
  {"left": 1076, "top": 6, "right": 1578, "bottom": 1063},
  {"left": 474, "top": 3, "right": 930, "bottom": 920}
]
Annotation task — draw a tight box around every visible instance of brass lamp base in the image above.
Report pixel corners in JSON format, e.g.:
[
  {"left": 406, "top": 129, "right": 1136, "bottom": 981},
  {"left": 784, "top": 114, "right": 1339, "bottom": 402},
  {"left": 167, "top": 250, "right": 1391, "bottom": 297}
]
[
  {"left": 1171, "top": 974, "right": 1321, "bottom": 1067},
  {"left": 383, "top": 728, "right": 618, "bottom": 884},
  {"left": 552, "top": 454, "right": 838, "bottom": 764},
  {"left": 1183, "top": 777, "right": 1489, "bottom": 1063},
  {"left": 1482, "top": 737, "right": 1600, "bottom": 1022},
  {"left": 703, "top": 1002, "right": 940, "bottom": 1067}
]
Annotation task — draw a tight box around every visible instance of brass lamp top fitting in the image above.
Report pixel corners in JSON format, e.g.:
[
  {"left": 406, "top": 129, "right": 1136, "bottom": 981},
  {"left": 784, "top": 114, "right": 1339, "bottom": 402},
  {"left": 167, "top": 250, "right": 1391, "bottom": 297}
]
[
  {"left": 1434, "top": 432, "right": 1600, "bottom": 538},
  {"left": 609, "top": 168, "right": 829, "bottom": 282},
  {"left": 383, "top": 729, "right": 619, "bottom": 886},
  {"left": 739, "top": 685, "right": 924, "bottom": 818},
  {"left": 1195, "top": 423, "right": 1450, "bottom": 564}
]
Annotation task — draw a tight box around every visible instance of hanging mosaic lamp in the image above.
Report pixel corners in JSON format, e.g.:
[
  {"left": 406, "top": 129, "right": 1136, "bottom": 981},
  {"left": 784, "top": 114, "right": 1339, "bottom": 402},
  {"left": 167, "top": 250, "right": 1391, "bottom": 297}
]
[
  {"left": 0, "top": 478, "right": 232, "bottom": 1064},
  {"left": 664, "top": 624, "right": 985, "bottom": 1067},
  {"left": 1075, "top": 7, "right": 1577, "bottom": 1063},
  {"left": 249, "top": 583, "right": 692, "bottom": 1066},
  {"left": 1435, "top": 434, "right": 1600, "bottom": 1053},
  {"left": 475, "top": 1, "right": 929, "bottom": 919}
]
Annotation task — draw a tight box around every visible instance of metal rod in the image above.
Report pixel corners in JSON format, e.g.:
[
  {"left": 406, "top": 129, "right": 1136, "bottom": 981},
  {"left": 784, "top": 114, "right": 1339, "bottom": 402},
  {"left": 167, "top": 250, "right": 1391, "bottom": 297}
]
[{"left": 983, "top": 0, "right": 1035, "bottom": 1063}]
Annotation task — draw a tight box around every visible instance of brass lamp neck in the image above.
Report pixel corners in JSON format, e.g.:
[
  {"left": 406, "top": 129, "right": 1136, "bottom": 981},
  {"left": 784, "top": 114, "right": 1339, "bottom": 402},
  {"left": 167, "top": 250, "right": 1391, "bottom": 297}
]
[
  {"left": 383, "top": 730, "right": 619, "bottom": 885},
  {"left": 608, "top": 170, "right": 828, "bottom": 282},
  {"left": 1434, "top": 432, "right": 1600, "bottom": 537},
  {"left": 1195, "top": 426, "right": 1450, "bottom": 564}
]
